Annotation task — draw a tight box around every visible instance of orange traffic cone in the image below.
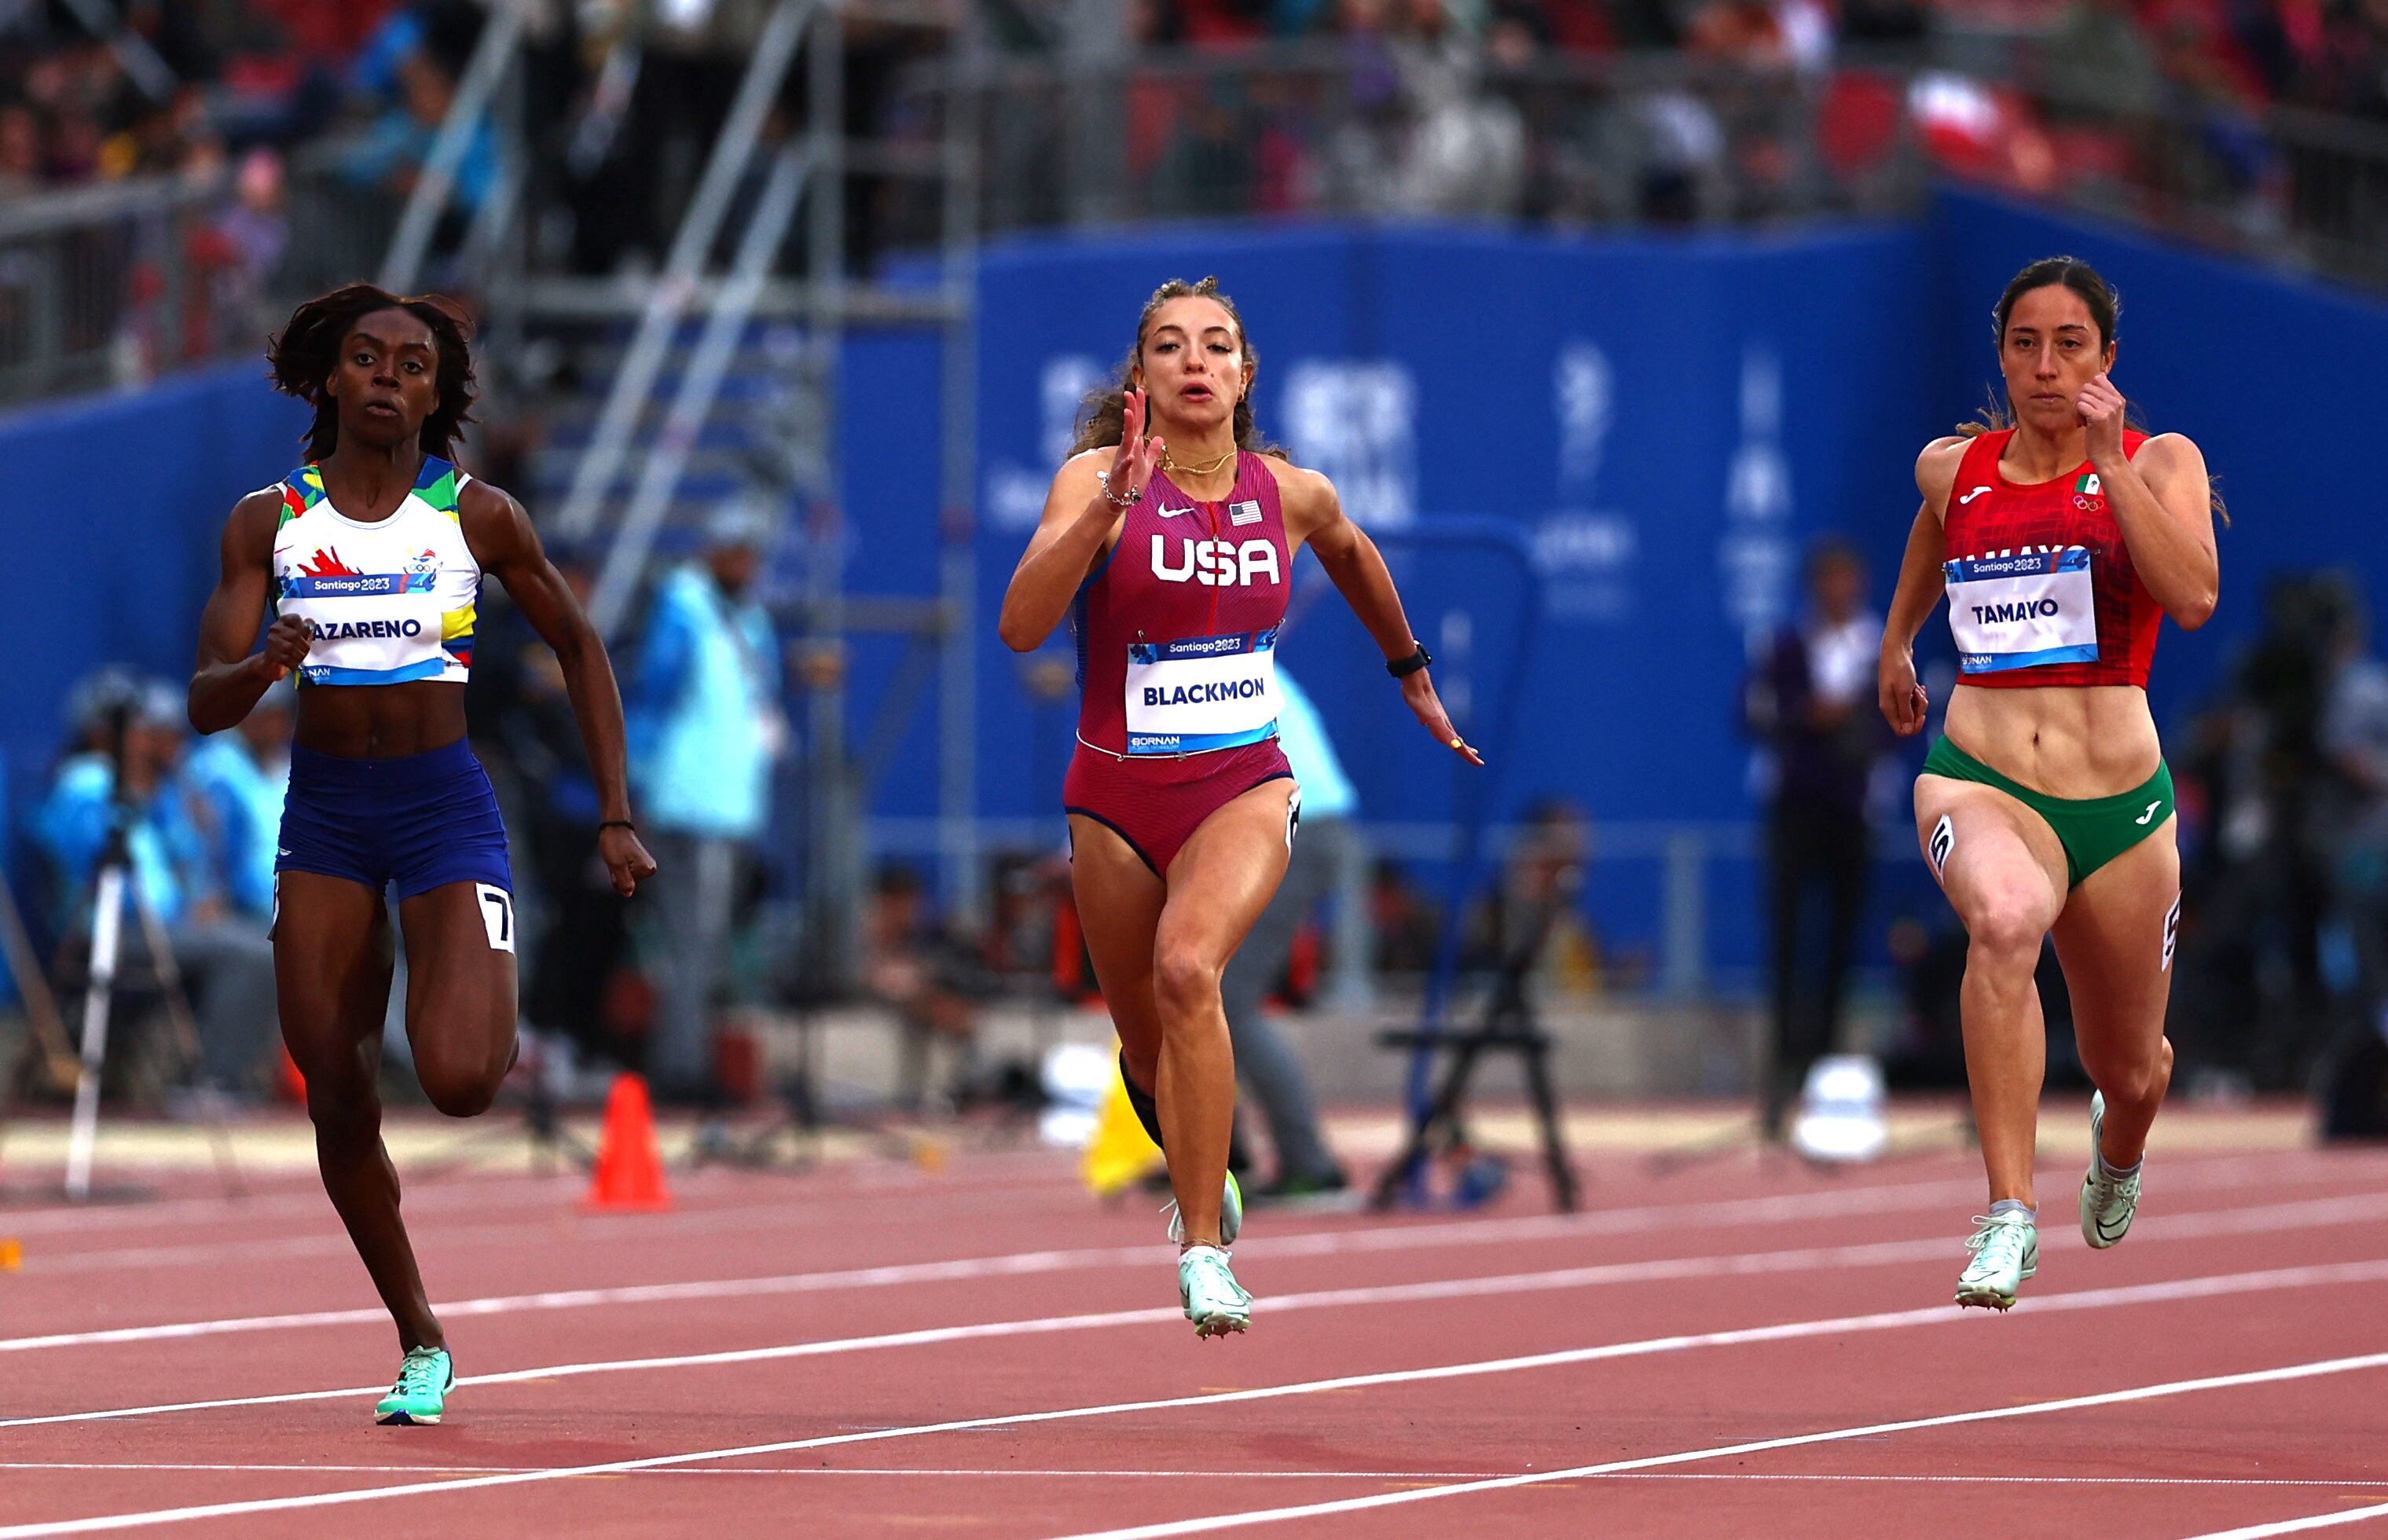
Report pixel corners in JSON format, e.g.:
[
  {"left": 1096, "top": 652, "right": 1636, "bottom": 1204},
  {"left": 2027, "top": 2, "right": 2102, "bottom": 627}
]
[{"left": 582, "top": 1073, "right": 673, "bottom": 1212}]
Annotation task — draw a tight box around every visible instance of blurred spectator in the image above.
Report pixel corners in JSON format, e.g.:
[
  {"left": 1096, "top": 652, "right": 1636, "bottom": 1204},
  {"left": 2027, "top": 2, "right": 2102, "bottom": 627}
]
[
  {"left": 33, "top": 673, "right": 277, "bottom": 1105},
  {"left": 2044, "top": 0, "right": 2165, "bottom": 122},
  {"left": 1221, "top": 671, "right": 1355, "bottom": 1201},
  {"left": 1398, "top": 38, "right": 1528, "bottom": 213},
  {"left": 470, "top": 550, "right": 640, "bottom": 1074},
  {"left": 1839, "top": 0, "right": 1928, "bottom": 46},
  {"left": 2300, "top": 0, "right": 2388, "bottom": 120},
  {"left": 211, "top": 147, "right": 292, "bottom": 305},
  {"left": 1743, "top": 537, "right": 1891, "bottom": 1141},
  {"left": 864, "top": 864, "right": 987, "bottom": 1110},
  {"left": 2325, "top": 588, "right": 2388, "bottom": 988},
  {"left": 182, "top": 676, "right": 293, "bottom": 924},
  {"left": 1470, "top": 798, "right": 1600, "bottom": 992},
  {"left": 2318, "top": 584, "right": 2388, "bottom": 1133},
  {"left": 343, "top": 43, "right": 496, "bottom": 233},
  {"left": 629, "top": 500, "right": 787, "bottom": 1104},
  {"left": 1370, "top": 859, "right": 1441, "bottom": 975},
  {"left": 2171, "top": 574, "right": 2347, "bottom": 1091},
  {"left": 0, "top": 101, "right": 45, "bottom": 195}
]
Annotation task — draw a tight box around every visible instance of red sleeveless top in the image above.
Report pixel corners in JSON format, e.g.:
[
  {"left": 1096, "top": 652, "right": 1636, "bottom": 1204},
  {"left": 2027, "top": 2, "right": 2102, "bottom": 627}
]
[
  {"left": 1071, "top": 452, "right": 1293, "bottom": 757},
  {"left": 1941, "top": 427, "right": 2160, "bottom": 690}
]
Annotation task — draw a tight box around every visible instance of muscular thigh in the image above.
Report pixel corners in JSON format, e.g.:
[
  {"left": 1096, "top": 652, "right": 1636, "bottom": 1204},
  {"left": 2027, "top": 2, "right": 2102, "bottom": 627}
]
[
  {"left": 272, "top": 871, "right": 394, "bottom": 1084},
  {"left": 1915, "top": 774, "right": 2067, "bottom": 938},
  {"left": 396, "top": 880, "right": 519, "bottom": 1062},
  {"left": 1157, "top": 778, "right": 1297, "bottom": 968},
  {"left": 2052, "top": 816, "right": 2181, "bottom": 1048},
  {"left": 1069, "top": 814, "right": 1169, "bottom": 1062}
]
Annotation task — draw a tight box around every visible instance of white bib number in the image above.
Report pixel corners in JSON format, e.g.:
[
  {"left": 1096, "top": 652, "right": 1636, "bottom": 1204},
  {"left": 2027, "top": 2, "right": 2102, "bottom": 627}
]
[
  {"left": 1945, "top": 547, "right": 2099, "bottom": 675},
  {"left": 1124, "top": 629, "right": 1280, "bottom": 756}
]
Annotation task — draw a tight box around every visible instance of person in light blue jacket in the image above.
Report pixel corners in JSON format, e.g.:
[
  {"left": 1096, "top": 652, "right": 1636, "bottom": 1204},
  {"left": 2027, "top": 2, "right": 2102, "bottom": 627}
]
[
  {"left": 183, "top": 678, "right": 294, "bottom": 923},
  {"left": 35, "top": 675, "right": 277, "bottom": 1101},
  {"left": 1221, "top": 668, "right": 1359, "bottom": 1200},
  {"left": 630, "top": 502, "right": 786, "bottom": 1102}
]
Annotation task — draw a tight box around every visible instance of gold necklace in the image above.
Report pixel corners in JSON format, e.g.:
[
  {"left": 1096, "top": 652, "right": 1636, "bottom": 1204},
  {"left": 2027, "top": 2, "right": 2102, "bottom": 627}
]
[{"left": 1160, "top": 444, "right": 1236, "bottom": 478}]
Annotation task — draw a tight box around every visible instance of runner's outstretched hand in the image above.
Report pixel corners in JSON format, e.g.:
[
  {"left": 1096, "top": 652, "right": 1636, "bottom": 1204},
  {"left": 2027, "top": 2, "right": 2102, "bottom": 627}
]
[
  {"left": 1402, "top": 671, "right": 1484, "bottom": 766},
  {"left": 1106, "top": 388, "right": 1165, "bottom": 508}
]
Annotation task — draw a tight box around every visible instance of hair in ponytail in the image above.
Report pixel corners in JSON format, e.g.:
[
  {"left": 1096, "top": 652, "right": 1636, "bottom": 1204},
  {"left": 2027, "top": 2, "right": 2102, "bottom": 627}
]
[{"left": 1068, "top": 276, "right": 1285, "bottom": 460}]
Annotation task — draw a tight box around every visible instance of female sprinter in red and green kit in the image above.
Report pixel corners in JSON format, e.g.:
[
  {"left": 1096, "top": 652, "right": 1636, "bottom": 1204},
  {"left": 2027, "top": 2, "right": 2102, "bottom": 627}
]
[{"left": 1879, "top": 256, "right": 2219, "bottom": 1310}]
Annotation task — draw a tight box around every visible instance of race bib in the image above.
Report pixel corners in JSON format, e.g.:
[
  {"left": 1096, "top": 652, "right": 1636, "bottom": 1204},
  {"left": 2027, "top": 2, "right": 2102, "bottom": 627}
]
[
  {"left": 1945, "top": 547, "right": 2098, "bottom": 675},
  {"left": 1124, "top": 629, "right": 1280, "bottom": 756}
]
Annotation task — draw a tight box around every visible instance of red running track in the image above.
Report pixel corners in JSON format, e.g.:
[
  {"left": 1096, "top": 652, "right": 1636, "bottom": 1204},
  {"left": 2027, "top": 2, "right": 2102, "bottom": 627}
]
[{"left": 2, "top": 1116, "right": 2386, "bottom": 1538}]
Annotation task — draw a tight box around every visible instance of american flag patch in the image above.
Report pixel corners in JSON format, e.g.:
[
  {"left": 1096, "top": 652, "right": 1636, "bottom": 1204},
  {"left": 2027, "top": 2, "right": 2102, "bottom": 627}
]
[{"left": 1229, "top": 500, "right": 1263, "bottom": 526}]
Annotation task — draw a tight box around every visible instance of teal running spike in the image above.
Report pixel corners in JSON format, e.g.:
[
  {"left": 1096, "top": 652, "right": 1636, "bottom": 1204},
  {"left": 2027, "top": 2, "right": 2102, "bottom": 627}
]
[{"left": 375, "top": 1345, "right": 454, "bottom": 1425}]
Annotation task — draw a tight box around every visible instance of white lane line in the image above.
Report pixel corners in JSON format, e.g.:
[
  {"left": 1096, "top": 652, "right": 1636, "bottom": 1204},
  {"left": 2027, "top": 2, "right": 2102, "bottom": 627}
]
[
  {"left": 0, "top": 1463, "right": 1514, "bottom": 1479},
  {"left": 2176, "top": 1506, "right": 2388, "bottom": 1538},
  {"left": 0, "top": 1148, "right": 1086, "bottom": 1245},
  {"left": 1046, "top": 1349, "right": 2388, "bottom": 1540},
  {"left": 12, "top": 1183, "right": 1089, "bottom": 1278},
  {"left": 1, "top": 1154, "right": 2352, "bottom": 1355},
  {"left": 0, "top": 1175, "right": 568, "bottom": 1238},
  {"left": 2, "top": 1142, "right": 2364, "bottom": 1246},
  {"left": 2, "top": 1264, "right": 2384, "bottom": 1538},
  {"left": 11, "top": 1196, "right": 2388, "bottom": 1431},
  {"left": 2, "top": 1171, "right": 1993, "bottom": 1350},
  {"left": 2, "top": 1465, "right": 2384, "bottom": 1490},
  {"left": 13, "top": 1171, "right": 1097, "bottom": 1272}
]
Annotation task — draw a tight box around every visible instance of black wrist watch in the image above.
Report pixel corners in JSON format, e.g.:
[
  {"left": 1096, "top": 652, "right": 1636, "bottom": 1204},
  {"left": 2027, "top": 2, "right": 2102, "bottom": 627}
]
[{"left": 1385, "top": 644, "right": 1432, "bottom": 679}]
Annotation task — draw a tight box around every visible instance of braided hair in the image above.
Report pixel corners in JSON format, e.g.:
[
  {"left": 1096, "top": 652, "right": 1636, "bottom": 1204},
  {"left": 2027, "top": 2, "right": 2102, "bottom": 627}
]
[{"left": 267, "top": 284, "right": 478, "bottom": 462}]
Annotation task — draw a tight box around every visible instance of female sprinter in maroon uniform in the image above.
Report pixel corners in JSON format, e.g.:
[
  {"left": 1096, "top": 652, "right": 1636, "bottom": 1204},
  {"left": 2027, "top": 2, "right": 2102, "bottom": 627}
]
[
  {"left": 189, "top": 285, "right": 656, "bottom": 1420},
  {"left": 1878, "top": 256, "right": 2218, "bottom": 1310},
  {"left": 1000, "top": 277, "right": 1475, "bottom": 1335}
]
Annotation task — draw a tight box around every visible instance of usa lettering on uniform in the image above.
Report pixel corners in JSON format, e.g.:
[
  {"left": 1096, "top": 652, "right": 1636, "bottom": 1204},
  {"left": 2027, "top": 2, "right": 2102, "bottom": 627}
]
[{"left": 1150, "top": 535, "right": 1281, "bottom": 587}]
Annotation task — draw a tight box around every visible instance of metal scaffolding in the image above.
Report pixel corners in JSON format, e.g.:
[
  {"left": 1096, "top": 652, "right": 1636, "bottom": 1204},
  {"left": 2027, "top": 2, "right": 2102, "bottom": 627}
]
[{"left": 388, "top": 0, "right": 983, "bottom": 977}]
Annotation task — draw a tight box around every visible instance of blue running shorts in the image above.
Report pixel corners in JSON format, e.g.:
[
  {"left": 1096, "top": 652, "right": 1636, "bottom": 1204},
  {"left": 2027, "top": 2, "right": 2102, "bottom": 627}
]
[{"left": 276, "top": 738, "right": 513, "bottom": 900}]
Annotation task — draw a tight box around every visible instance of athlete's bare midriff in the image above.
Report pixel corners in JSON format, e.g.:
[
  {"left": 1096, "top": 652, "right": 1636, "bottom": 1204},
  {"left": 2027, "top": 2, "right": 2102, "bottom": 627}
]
[
  {"left": 294, "top": 680, "right": 471, "bottom": 759},
  {"left": 1943, "top": 681, "right": 2161, "bottom": 798}
]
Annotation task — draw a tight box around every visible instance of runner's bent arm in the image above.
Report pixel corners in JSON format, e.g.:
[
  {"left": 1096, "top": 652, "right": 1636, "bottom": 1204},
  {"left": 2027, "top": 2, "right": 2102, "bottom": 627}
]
[
  {"left": 1000, "top": 389, "right": 1166, "bottom": 651},
  {"left": 1000, "top": 454, "right": 1121, "bottom": 651},
  {"left": 2077, "top": 379, "right": 2217, "bottom": 629},
  {"left": 462, "top": 482, "right": 655, "bottom": 895},
  {"left": 1278, "top": 464, "right": 1482, "bottom": 764},
  {"left": 189, "top": 491, "right": 310, "bottom": 734}
]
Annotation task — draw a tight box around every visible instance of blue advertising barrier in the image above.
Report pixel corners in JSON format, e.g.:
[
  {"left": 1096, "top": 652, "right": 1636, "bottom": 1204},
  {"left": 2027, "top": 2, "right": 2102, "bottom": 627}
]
[
  {"left": 967, "top": 220, "right": 1938, "bottom": 987},
  {"left": 12, "top": 199, "right": 2388, "bottom": 993}
]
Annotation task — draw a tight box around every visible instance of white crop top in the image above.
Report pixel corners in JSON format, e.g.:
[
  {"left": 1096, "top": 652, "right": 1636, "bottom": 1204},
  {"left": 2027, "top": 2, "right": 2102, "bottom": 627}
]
[{"left": 269, "top": 458, "right": 480, "bottom": 685}]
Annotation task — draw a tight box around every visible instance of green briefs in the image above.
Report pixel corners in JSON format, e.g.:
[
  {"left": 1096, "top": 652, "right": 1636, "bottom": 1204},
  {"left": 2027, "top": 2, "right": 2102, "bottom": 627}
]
[{"left": 1921, "top": 736, "right": 2174, "bottom": 889}]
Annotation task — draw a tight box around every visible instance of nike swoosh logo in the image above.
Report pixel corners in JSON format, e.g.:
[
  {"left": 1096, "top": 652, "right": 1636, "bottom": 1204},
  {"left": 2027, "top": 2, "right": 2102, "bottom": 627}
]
[
  {"left": 277, "top": 848, "right": 292, "bottom": 857},
  {"left": 1958, "top": 486, "right": 1993, "bottom": 504},
  {"left": 2135, "top": 800, "right": 2161, "bottom": 825},
  {"left": 1158, "top": 507, "right": 1192, "bottom": 519}
]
